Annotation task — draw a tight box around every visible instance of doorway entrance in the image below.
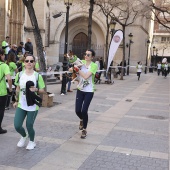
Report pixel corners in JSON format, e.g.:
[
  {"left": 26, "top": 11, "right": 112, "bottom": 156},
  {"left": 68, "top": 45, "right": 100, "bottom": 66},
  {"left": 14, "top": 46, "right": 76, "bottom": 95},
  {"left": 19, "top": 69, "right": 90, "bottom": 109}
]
[{"left": 72, "top": 32, "right": 88, "bottom": 59}]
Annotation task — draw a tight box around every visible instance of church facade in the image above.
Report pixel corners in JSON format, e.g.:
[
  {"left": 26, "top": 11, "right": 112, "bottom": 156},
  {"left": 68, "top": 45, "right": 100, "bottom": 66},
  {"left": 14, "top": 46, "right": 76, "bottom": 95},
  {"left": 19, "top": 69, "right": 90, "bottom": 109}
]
[{"left": 0, "top": 0, "right": 154, "bottom": 71}]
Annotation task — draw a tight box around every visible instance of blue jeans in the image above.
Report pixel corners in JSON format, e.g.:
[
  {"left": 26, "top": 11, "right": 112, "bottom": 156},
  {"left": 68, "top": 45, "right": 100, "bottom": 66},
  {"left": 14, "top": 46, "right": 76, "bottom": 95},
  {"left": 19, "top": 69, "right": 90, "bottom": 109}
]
[
  {"left": 67, "top": 81, "right": 71, "bottom": 91},
  {"left": 75, "top": 90, "right": 94, "bottom": 129}
]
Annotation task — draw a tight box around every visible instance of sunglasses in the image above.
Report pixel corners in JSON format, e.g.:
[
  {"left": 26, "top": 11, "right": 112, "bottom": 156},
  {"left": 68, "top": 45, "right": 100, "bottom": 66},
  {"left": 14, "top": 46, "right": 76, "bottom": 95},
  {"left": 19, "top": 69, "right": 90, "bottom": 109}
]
[
  {"left": 85, "top": 53, "right": 91, "bottom": 57},
  {"left": 25, "top": 60, "right": 34, "bottom": 63},
  {"left": 14, "top": 47, "right": 17, "bottom": 48}
]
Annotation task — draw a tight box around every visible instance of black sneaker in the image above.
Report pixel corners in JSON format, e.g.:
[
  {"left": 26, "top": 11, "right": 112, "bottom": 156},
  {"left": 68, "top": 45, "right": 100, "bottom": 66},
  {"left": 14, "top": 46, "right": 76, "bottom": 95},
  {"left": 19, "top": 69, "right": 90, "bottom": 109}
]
[
  {"left": 0, "top": 129, "right": 7, "bottom": 134},
  {"left": 81, "top": 130, "right": 87, "bottom": 139},
  {"left": 79, "top": 120, "right": 83, "bottom": 130}
]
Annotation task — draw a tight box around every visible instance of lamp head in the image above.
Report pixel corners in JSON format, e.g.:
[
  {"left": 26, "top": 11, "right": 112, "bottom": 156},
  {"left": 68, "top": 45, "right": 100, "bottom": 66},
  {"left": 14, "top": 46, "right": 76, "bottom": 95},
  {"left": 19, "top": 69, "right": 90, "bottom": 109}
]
[
  {"left": 128, "top": 33, "right": 133, "bottom": 41},
  {"left": 110, "top": 19, "right": 116, "bottom": 30},
  {"left": 64, "top": 0, "right": 73, "bottom": 6},
  {"left": 147, "top": 39, "right": 150, "bottom": 45}
]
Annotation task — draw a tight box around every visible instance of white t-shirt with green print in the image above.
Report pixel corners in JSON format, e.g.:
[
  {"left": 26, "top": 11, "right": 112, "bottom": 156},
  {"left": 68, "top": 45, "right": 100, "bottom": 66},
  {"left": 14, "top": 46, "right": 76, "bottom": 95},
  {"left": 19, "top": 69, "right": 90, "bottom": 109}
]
[
  {"left": 15, "top": 71, "right": 45, "bottom": 111},
  {"left": 77, "top": 60, "right": 97, "bottom": 92}
]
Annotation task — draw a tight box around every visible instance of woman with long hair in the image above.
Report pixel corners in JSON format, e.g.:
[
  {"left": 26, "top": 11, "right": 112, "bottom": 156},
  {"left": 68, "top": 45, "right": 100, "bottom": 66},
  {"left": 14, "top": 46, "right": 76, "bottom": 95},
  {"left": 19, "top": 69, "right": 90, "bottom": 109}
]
[
  {"left": 5, "top": 52, "right": 18, "bottom": 109},
  {"left": 70, "top": 49, "right": 97, "bottom": 139},
  {"left": 0, "top": 48, "right": 12, "bottom": 134},
  {"left": 13, "top": 54, "right": 45, "bottom": 150}
]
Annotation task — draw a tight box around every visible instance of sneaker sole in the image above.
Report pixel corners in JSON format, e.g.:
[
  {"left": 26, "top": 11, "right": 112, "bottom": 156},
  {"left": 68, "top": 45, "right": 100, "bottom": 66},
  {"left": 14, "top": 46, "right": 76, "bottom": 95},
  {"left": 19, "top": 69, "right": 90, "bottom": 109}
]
[
  {"left": 26, "top": 145, "right": 36, "bottom": 150},
  {"left": 81, "top": 136, "right": 86, "bottom": 139}
]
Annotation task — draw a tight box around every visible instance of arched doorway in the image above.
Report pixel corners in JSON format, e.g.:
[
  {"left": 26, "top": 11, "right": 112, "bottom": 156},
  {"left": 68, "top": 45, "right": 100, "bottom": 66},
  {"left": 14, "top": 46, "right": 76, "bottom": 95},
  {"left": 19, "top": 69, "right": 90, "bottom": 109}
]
[{"left": 72, "top": 32, "right": 88, "bottom": 59}]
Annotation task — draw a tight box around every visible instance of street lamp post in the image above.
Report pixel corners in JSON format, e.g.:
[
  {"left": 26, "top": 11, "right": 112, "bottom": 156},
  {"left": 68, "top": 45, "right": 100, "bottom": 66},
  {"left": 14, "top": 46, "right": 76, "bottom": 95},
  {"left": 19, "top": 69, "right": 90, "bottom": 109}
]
[
  {"left": 127, "top": 33, "right": 133, "bottom": 75},
  {"left": 144, "top": 39, "right": 150, "bottom": 74},
  {"left": 107, "top": 19, "right": 116, "bottom": 84},
  {"left": 61, "top": 0, "right": 73, "bottom": 95}
]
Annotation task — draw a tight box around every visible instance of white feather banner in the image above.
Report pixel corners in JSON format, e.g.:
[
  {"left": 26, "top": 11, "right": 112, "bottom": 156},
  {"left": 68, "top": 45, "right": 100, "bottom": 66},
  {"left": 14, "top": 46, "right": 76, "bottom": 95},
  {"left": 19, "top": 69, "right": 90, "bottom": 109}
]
[{"left": 107, "top": 30, "right": 123, "bottom": 72}]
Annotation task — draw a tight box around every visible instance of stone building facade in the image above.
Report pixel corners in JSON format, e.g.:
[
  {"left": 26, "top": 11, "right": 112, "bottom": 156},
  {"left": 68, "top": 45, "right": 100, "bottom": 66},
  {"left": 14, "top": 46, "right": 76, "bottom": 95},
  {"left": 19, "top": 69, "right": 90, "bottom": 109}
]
[
  {"left": 0, "top": 0, "right": 154, "bottom": 72},
  {"left": 152, "top": 0, "right": 170, "bottom": 64}
]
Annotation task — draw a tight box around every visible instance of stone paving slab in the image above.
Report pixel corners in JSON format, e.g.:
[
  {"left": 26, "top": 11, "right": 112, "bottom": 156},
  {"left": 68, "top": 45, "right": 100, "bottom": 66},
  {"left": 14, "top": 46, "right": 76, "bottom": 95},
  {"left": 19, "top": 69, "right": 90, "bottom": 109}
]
[
  {"left": 116, "top": 117, "right": 168, "bottom": 134},
  {"left": 139, "top": 96, "right": 169, "bottom": 103},
  {"left": 34, "top": 120, "right": 78, "bottom": 140},
  {"left": 126, "top": 108, "right": 169, "bottom": 119},
  {"left": 132, "top": 102, "right": 169, "bottom": 111},
  {"left": 101, "top": 130, "right": 168, "bottom": 153},
  {"left": 78, "top": 150, "right": 168, "bottom": 170}
]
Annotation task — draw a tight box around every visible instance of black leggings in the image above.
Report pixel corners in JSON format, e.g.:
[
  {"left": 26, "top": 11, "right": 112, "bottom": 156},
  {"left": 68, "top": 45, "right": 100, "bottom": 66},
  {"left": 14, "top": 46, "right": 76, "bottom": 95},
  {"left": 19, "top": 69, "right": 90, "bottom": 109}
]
[
  {"left": 6, "top": 79, "right": 16, "bottom": 107},
  {"left": 75, "top": 90, "right": 94, "bottom": 129},
  {"left": 0, "top": 95, "right": 7, "bottom": 129}
]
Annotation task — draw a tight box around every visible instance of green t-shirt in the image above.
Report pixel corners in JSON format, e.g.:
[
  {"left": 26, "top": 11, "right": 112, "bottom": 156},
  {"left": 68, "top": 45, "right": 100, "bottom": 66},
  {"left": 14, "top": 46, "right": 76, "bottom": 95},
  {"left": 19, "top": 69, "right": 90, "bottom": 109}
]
[
  {"left": 0, "top": 62, "right": 10, "bottom": 96},
  {"left": 15, "top": 71, "right": 45, "bottom": 111},
  {"left": 8, "top": 62, "right": 17, "bottom": 76},
  {"left": 35, "top": 62, "right": 40, "bottom": 70}
]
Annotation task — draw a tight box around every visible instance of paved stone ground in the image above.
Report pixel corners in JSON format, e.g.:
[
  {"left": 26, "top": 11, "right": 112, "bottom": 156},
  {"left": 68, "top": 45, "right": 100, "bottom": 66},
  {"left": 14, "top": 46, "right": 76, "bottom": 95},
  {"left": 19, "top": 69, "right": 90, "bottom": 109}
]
[{"left": 0, "top": 72, "right": 169, "bottom": 170}]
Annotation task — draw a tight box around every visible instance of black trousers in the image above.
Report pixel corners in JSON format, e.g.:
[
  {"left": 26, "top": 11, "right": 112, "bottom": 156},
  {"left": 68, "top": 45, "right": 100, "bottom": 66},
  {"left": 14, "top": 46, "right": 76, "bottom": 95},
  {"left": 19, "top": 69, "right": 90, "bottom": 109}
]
[
  {"left": 6, "top": 79, "right": 16, "bottom": 107},
  {"left": 0, "top": 95, "right": 7, "bottom": 129},
  {"left": 75, "top": 90, "right": 94, "bottom": 129}
]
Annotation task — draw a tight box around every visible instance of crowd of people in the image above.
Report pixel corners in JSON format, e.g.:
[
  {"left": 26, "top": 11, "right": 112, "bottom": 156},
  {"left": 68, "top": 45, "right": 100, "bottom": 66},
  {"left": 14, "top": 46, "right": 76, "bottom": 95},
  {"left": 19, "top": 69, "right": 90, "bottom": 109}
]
[{"left": 0, "top": 36, "right": 99, "bottom": 149}]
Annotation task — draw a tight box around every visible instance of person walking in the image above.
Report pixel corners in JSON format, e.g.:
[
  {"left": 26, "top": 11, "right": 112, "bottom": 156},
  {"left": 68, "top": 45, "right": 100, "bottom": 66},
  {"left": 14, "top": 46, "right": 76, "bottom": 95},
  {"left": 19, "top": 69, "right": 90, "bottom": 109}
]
[
  {"left": 0, "top": 48, "right": 12, "bottom": 134},
  {"left": 1, "top": 36, "right": 10, "bottom": 60},
  {"left": 164, "top": 62, "right": 168, "bottom": 78},
  {"left": 70, "top": 49, "right": 97, "bottom": 139},
  {"left": 13, "top": 54, "right": 45, "bottom": 150},
  {"left": 157, "top": 61, "right": 161, "bottom": 76},
  {"left": 25, "top": 38, "right": 33, "bottom": 54},
  {"left": 99, "top": 57, "right": 104, "bottom": 77},
  {"left": 136, "top": 61, "right": 142, "bottom": 80}
]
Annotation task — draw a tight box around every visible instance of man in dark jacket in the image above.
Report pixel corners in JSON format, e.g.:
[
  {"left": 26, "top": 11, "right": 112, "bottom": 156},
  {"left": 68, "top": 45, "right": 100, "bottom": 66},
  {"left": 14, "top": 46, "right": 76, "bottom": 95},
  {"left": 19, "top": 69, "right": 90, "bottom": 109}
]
[
  {"left": 17, "top": 42, "right": 25, "bottom": 54},
  {"left": 25, "top": 38, "right": 33, "bottom": 54},
  {"left": 8, "top": 44, "right": 19, "bottom": 61}
]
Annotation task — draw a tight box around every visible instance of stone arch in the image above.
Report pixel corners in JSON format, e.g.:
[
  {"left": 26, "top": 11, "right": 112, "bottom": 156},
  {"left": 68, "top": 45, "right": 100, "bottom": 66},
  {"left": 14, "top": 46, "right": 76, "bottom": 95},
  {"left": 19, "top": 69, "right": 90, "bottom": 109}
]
[
  {"left": 55, "top": 12, "right": 106, "bottom": 43},
  {"left": 56, "top": 13, "right": 105, "bottom": 59},
  {"left": 9, "top": 0, "right": 24, "bottom": 45}
]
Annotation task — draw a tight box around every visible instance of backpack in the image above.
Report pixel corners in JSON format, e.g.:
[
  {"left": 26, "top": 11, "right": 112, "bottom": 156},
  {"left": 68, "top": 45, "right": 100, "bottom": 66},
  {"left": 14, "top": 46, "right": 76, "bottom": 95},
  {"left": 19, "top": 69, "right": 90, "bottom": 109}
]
[
  {"left": 17, "top": 71, "right": 39, "bottom": 89},
  {"left": 17, "top": 62, "right": 23, "bottom": 72}
]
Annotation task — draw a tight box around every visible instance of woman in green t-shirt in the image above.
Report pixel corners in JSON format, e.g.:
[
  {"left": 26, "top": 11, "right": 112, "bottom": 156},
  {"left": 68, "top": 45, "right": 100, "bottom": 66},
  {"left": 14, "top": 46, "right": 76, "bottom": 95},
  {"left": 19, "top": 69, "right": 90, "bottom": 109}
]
[
  {"left": 5, "top": 52, "right": 18, "bottom": 109},
  {"left": 70, "top": 49, "right": 97, "bottom": 139},
  {"left": 13, "top": 54, "right": 45, "bottom": 150},
  {"left": 0, "top": 48, "right": 12, "bottom": 134}
]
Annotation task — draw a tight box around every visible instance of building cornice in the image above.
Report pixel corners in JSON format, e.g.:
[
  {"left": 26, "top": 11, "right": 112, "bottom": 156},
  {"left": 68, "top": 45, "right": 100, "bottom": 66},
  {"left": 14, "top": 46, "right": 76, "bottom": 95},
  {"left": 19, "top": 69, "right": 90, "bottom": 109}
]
[{"left": 24, "top": 26, "right": 45, "bottom": 33}]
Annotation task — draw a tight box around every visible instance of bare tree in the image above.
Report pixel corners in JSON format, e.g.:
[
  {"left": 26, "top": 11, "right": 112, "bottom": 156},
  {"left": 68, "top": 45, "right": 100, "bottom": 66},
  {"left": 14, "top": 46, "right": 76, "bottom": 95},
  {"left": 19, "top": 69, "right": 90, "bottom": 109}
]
[
  {"left": 22, "top": 0, "right": 46, "bottom": 73},
  {"left": 95, "top": 1, "right": 114, "bottom": 67},
  {"left": 96, "top": 0, "right": 143, "bottom": 80},
  {"left": 88, "top": 0, "right": 95, "bottom": 49},
  {"left": 139, "top": 0, "right": 170, "bottom": 30}
]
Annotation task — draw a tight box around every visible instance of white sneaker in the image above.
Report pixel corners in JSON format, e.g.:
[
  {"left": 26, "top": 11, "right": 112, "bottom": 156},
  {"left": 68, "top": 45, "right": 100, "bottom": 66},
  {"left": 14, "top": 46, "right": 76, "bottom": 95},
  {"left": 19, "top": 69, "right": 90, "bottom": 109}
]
[
  {"left": 26, "top": 141, "right": 36, "bottom": 150},
  {"left": 17, "top": 136, "right": 28, "bottom": 147}
]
